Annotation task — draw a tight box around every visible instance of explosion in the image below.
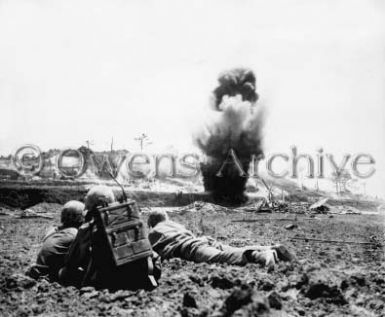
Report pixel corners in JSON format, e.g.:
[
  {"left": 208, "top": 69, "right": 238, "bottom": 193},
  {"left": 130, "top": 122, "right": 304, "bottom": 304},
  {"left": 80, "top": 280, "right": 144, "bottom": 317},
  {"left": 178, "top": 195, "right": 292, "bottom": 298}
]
[{"left": 194, "top": 68, "right": 265, "bottom": 205}]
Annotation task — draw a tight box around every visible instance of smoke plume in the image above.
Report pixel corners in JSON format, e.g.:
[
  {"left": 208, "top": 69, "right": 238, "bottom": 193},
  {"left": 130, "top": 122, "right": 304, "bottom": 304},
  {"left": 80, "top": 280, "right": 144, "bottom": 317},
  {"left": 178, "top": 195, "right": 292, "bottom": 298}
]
[{"left": 194, "top": 68, "right": 265, "bottom": 205}]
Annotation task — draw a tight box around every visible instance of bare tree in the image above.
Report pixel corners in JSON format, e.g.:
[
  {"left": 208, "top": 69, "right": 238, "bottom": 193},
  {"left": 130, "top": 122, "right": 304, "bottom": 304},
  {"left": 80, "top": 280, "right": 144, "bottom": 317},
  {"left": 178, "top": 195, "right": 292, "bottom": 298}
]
[{"left": 330, "top": 170, "right": 352, "bottom": 196}]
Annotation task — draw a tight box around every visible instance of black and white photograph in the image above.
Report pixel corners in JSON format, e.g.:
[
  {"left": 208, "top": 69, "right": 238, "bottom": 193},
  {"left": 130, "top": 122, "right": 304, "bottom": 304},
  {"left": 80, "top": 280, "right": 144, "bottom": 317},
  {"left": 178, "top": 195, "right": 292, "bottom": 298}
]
[{"left": 0, "top": 0, "right": 384, "bottom": 316}]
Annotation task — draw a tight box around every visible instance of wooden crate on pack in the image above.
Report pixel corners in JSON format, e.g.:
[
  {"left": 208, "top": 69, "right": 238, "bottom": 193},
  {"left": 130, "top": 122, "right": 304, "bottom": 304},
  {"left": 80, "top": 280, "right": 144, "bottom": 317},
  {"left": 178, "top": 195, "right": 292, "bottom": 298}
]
[{"left": 96, "top": 201, "right": 153, "bottom": 266}]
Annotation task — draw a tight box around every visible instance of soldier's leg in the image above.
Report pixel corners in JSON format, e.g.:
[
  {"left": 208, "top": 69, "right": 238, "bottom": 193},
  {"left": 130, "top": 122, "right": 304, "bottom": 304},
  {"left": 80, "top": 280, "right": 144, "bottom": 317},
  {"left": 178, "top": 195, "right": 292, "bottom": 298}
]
[
  {"left": 191, "top": 244, "right": 247, "bottom": 264},
  {"left": 192, "top": 242, "right": 292, "bottom": 267},
  {"left": 193, "top": 244, "right": 283, "bottom": 269},
  {"left": 204, "top": 238, "right": 278, "bottom": 261},
  {"left": 175, "top": 238, "right": 293, "bottom": 266}
]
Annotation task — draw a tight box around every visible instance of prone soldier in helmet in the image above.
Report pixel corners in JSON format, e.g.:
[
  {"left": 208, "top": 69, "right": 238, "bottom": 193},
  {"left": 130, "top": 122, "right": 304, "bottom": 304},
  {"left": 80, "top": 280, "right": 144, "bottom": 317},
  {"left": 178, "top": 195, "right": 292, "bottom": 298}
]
[
  {"left": 26, "top": 200, "right": 85, "bottom": 281},
  {"left": 148, "top": 210, "right": 293, "bottom": 269}
]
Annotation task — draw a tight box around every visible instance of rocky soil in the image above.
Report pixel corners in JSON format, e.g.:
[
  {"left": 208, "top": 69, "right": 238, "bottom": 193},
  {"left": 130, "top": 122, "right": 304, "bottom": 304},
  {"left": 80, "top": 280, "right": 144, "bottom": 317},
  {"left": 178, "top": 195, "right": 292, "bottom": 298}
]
[{"left": 0, "top": 202, "right": 384, "bottom": 316}]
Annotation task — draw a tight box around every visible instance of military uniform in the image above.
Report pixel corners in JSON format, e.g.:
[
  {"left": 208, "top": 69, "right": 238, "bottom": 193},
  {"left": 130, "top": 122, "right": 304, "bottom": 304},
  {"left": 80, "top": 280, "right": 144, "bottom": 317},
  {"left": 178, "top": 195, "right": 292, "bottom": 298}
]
[
  {"left": 60, "top": 218, "right": 161, "bottom": 290},
  {"left": 59, "top": 186, "right": 162, "bottom": 290},
  {"left": 58, "top": 222, "right": 93, "bottom": 285},
  {"left": 27, "top": 226, "right": 78, "bottom": 280},
  {"left": 149, "top": 220, "right": 269, "bottom": 265}
]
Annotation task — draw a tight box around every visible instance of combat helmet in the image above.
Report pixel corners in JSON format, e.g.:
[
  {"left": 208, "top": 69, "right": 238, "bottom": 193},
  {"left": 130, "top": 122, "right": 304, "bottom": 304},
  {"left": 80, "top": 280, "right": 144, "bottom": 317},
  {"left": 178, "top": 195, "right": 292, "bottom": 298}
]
[{"left": 61, "top": 200, "right": 85, "bottom": 228}]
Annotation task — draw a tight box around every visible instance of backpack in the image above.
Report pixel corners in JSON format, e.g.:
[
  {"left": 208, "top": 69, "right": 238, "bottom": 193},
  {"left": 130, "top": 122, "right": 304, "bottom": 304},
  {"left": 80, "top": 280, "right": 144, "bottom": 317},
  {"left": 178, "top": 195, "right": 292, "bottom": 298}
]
[{"left": 81, "top": 200, "right": 161, "bottom": 291}]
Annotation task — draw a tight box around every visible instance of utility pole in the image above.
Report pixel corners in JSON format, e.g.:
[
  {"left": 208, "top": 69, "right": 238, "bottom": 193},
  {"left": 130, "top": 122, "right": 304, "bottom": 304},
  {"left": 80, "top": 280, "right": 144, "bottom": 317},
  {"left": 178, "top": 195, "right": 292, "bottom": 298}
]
[
  {"left": 85, "top": 140, "right": 94, "bottom": 151},
  {"left": 134, "top": 133, "right": 152, "bottom": 151}
]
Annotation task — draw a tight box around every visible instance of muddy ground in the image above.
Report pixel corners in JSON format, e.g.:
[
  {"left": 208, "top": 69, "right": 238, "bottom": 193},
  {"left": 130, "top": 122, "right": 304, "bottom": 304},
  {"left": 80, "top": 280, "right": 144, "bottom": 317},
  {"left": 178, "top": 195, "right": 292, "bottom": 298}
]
[{"left": 0, "top": 203, "right": 384, "bottom": 316}]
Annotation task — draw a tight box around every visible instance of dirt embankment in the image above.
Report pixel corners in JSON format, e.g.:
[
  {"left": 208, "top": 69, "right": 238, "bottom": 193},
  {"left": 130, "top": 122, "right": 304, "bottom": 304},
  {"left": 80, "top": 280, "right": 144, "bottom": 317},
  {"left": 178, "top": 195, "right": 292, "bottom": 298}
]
[{"left": 0, "top": 182, "right": 214, "bottom": 209}]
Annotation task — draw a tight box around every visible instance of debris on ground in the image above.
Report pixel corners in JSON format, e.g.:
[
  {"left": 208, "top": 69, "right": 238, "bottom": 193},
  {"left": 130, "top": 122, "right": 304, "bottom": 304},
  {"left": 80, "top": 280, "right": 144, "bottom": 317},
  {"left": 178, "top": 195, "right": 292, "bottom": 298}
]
[
  {"left": 27, "top": 202, "right": 62, "bottom": 214},
  {"left": 0, "top": 199, "right": 384, "bottom": 316},
  {"left": 284, "top": 223, "right": 298, "bottom": 230},
  {"left": 0, "top": 209, "right": 11, "bottom": 216},
  {"left": 0, "top": 202, "right": 61, "bottom": 219},
  {"left": 234, "top": 199, "right": 267, "bottom": 213},
  {"left": 19, "top": 209, "right": 54, "bottom": 219},
  {"left": 177, "top": 201, "right": 231, "bottom": 215},
  {"left": 330, "top": 206, "right": 362, "bottom": 215},
  {"left": 309, "top": 198, "right": 330, "bottom": 213},
  {"left": 290, "top": 236, "right": 382, "bottom": 247}
]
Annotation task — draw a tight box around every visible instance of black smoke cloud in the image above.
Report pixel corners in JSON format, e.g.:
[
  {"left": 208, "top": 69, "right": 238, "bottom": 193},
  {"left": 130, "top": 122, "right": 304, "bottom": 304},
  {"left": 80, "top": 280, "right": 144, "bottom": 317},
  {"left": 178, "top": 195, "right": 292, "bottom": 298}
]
[
  {"left": 212, "top": 68, "right": 259, "bottom": 110},
  {"left": 194, "top": 68, "right": 265, "bottom": 205}
]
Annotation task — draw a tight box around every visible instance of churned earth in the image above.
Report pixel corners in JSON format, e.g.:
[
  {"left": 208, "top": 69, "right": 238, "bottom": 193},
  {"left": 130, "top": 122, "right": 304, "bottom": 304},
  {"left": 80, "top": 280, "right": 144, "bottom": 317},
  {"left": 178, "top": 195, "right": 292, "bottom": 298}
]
[{"left": 0, "top": 202, "right": 384, "bottom": 317}]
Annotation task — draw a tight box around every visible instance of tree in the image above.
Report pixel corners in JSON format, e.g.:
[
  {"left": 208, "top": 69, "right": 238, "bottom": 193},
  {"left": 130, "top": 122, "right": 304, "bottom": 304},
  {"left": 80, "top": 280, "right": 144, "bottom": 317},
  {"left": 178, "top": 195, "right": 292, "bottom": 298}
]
[{"left": 330, "top": 170, "right": 352, "bottom": 196}]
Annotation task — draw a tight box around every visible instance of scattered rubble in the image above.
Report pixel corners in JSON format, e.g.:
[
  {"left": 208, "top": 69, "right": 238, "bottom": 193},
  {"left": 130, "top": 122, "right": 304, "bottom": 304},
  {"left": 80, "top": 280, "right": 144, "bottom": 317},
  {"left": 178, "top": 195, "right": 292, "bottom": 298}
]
[
  {"left": 26, "top": 202, "right": 62, "bottom": 214},
  {"left": 0, "top": 200, "right": 384, "bottom": 316},
  {"left": 177, "top": 201, "right": 231, "bottom": 215},
  {"left": 173, "top": 198, "right": 370, "bottom": 217},
  {"left": 19, "top": 209, "right": 54, "bottom": 219},
  {"left": 0, "top": 202, "right": 61, "bottom": 219},
  {"left": 309, "top": 198, "right": 330, "bottom": 213},
  {"left": 330, "top": 205, "right": 362, "bottom": 215}
]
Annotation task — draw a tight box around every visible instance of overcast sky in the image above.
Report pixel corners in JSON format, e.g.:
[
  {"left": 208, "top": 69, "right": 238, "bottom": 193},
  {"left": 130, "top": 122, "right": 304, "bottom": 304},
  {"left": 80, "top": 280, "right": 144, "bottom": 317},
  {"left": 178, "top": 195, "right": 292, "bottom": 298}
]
[{"left": 0, "top": 0, "right": 384, "bottom": 196}]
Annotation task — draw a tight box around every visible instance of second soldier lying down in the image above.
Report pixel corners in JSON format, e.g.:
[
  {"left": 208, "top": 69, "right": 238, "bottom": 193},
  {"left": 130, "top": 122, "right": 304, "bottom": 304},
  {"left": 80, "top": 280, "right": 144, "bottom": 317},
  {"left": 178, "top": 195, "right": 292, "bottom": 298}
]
[{"left": 147, "top": 210, "right": 293, "bottom": 269}]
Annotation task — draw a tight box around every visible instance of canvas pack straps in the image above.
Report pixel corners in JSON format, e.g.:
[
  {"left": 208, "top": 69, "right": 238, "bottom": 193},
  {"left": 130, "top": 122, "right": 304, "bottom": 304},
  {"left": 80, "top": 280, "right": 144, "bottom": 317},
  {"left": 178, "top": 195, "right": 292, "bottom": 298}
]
[
  {"left": 94, "top": 200, "right": 158, "bottom": 288},
  {"left": 96, "top": 201, "right": 153, "bottom": 266}
]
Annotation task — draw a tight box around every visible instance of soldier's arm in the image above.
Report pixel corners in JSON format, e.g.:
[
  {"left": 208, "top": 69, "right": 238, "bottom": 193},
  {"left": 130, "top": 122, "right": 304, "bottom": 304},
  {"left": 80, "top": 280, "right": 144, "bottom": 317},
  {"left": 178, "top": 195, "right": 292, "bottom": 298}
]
[{"left": 58, "top": 223, "right": 92, "bottom": 285}]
